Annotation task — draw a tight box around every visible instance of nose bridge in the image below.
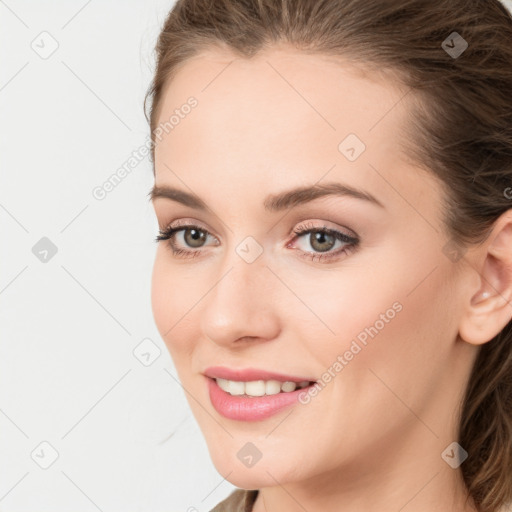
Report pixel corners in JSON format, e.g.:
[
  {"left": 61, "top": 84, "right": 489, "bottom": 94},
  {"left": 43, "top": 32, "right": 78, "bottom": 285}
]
[
  {"left": 211, "top": 241, "right": 269, "bottom": 314},
  {"left": 216, "top": 232, "right": 269, "bottom": 299},
  {"left": 200, "top": 237, "right": 280, "bottom": 344}
]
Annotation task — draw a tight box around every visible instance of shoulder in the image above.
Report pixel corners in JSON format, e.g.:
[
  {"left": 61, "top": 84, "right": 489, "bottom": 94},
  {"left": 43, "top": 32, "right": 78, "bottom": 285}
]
[{"left": 209, "top": 488, "right": 259, "bottom": 512}]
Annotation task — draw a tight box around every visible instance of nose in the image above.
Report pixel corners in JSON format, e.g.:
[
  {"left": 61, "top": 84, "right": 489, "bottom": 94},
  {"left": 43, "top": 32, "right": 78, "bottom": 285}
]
[{"left": 200, "top": 251, "right": 281, "bottom": 347}]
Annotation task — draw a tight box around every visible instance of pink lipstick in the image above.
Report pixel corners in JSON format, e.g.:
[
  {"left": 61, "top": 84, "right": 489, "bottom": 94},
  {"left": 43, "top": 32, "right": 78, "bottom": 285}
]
[{"left": 204, "top": 366, "right": 317, "bottom": 421}]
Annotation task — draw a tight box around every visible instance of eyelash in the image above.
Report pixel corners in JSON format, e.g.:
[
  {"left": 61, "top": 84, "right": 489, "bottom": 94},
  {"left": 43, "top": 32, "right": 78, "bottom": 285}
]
[{"left": 154, "top": 221, "right": 359, "bottom": 263}]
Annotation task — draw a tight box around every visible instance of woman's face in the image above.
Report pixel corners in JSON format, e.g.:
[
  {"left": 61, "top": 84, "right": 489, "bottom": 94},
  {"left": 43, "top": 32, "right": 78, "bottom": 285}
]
[{"left": 150, "top": 46, "right": 478, "bottom": 490}]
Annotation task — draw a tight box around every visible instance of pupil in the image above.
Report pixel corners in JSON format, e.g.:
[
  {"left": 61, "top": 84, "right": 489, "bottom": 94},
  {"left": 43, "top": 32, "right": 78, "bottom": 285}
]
[
  {"left": 186, "top": 228, "right": 205, "bottom": 247},
  {"left": 312, "top": 231, "right": 334, "bottom": 252}
]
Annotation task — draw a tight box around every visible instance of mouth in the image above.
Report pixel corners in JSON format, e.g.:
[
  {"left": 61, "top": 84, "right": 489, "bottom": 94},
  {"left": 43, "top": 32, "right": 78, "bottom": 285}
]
[
  {"left": 203, "top": 367, "right": 318, "bottom": 421},
  {"left": 211, "top": 377, "right": 315, "bottom": 397},
  {"left": 203, "top": 366, "right": 316, "bottom": 386}
]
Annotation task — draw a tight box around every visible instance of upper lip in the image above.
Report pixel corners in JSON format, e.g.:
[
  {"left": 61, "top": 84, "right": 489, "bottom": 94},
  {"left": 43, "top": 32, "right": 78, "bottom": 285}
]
[{"left": 203, "top": 366, "right": 316, "bottom": 383}]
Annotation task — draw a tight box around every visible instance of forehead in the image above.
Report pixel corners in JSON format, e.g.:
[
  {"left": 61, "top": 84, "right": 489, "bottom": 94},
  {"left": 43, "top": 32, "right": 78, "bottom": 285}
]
[
  {"left": 153, "top": 46, "right": 430, "bottom": 215},
  {"left": 156, "top": 46, "right": 410, "bottom": 136}
]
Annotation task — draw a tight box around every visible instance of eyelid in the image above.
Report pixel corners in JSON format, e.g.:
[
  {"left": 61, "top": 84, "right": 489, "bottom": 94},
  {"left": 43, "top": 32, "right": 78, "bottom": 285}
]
[
  {"left": 290, "top": 219, "right": 358, "bottom": 240},
  {"left": 163, "top": 218, "right": 210, "bottom": 231},
  {"left": 162, "top": 218, "right": 219, "bottom": 239}
]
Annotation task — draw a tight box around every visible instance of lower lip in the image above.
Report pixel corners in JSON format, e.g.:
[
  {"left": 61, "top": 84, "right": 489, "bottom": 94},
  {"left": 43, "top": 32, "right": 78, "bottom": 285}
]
[{"left": 207, "top": 377, "right": 313, "bottom": 421}]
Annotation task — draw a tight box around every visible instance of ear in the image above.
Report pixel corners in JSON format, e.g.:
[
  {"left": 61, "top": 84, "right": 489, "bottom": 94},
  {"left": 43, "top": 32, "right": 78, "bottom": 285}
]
[{"left": 458, "top": 209, "right": 512, "bottom": 346}]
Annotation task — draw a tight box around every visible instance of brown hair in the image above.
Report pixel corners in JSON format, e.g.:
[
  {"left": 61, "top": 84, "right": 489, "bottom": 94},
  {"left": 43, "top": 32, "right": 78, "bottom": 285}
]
[{"left": 144, "top": 1, "right": 512, "bottom": 510}]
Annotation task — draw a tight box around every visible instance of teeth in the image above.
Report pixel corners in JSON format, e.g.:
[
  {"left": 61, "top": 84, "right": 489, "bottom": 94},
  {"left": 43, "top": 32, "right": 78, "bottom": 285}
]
[
  {"left": 216, "top": 378, "right": 311, "bottom": 397},
  {"left": 229, "top": 380, "right": 245, "bottom": 396},
  {"left": 265, "top": 380, "right": 281, "bottom": 395},
  {"left": 245, "top": 380, "right": 266, "bottom": 396},
  {"left": 281, "top": 381, "right": 296, "bottom": 392}
]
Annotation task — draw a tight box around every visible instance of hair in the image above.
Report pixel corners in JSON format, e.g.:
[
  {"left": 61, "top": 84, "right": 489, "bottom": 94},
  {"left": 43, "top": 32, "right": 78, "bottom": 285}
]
[{"left": 144, "top": 1, "right": 512, "bottom": 510}]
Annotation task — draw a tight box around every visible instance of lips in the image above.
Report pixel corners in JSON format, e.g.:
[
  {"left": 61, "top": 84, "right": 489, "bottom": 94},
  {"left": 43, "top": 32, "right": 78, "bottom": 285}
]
[
  {"left": 203, "top": 366, "right": 316, "bottom": 383},
  {"left": 206, "top": 377, "right": 316, "bottom": 421},
  {"left": 203, "top": 366, "right": 318, "bottom": 421}
]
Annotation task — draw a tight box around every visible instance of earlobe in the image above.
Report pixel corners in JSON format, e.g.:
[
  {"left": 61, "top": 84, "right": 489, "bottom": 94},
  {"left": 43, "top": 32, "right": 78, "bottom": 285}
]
[{"left": 458, "top": 210, "right": 512, "bottom": 346}]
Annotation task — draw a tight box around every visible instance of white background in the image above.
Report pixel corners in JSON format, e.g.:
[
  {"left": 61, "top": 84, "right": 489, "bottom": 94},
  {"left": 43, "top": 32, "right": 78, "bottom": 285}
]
[
  {"left": 1, "top": 1, "right": 512, "bottom": 511},
  {"left": 0, "top": 1, "right": 233, "bottom": 511}
]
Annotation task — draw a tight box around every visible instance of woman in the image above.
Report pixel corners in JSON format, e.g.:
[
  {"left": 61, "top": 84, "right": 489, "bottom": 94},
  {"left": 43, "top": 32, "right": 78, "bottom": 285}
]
[{"left": 144, "top": 1, "right": 512, "bottom": 511}]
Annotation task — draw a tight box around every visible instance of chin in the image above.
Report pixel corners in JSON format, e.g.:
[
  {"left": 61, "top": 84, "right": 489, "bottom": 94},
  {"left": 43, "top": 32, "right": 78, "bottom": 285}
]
[
  {"left": 216, "top": 467, "right": 280, "bottom": 490},
  {"left": 208, "top": 445, "right": 302, "bottom": 488}
]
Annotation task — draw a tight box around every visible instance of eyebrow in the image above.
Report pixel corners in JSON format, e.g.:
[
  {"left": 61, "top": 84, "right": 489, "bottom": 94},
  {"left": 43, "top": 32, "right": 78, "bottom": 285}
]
[{"left": 148, "top": 181, "right": 385, "bottom": 211}]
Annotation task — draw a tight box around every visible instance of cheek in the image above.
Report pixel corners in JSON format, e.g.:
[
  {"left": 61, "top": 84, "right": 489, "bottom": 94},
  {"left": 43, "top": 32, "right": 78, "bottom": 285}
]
[
  {"left": 291, "top": 262, "right": 456, "bottom": 455},
  {"left": 150, "top": 252, "right": 170, "bottom": 338},
  {"left": 339, "top": 258, "right": 456, "bottom": 406},
  {"left": 150, "top": 251, "right": 197, "bottom": 357},
  {"left": 279, "top": 249, "right": 406, "bottom": 360},
  {"left": 298, "top": 242, "right": 455, "bottom": 395}
]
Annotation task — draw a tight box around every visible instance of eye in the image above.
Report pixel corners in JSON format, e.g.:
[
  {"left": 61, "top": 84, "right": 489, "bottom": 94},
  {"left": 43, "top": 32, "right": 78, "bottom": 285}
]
[
  {"left": 154, "top": 222, "right": 217, "bottom": 258},
  {"left": 155, "top": 220, "right": 360, "bottom": 263},
  {"left": 288, "top": 221, "right": 359, "bottom": 263}
]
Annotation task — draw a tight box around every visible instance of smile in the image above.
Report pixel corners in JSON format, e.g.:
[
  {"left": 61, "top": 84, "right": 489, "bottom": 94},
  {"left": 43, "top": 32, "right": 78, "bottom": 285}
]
[
  {"left": 206, "top": 376, "right": 317, "bottom": 421},
  {"left": 215, "top": 378, "right": 312, "bottom": 397}
]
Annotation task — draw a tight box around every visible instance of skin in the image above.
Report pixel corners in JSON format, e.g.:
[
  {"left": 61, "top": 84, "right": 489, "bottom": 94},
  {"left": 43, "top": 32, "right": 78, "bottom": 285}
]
[{"left": 150, "top": 44, "right": 512, "bottom": 512}]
